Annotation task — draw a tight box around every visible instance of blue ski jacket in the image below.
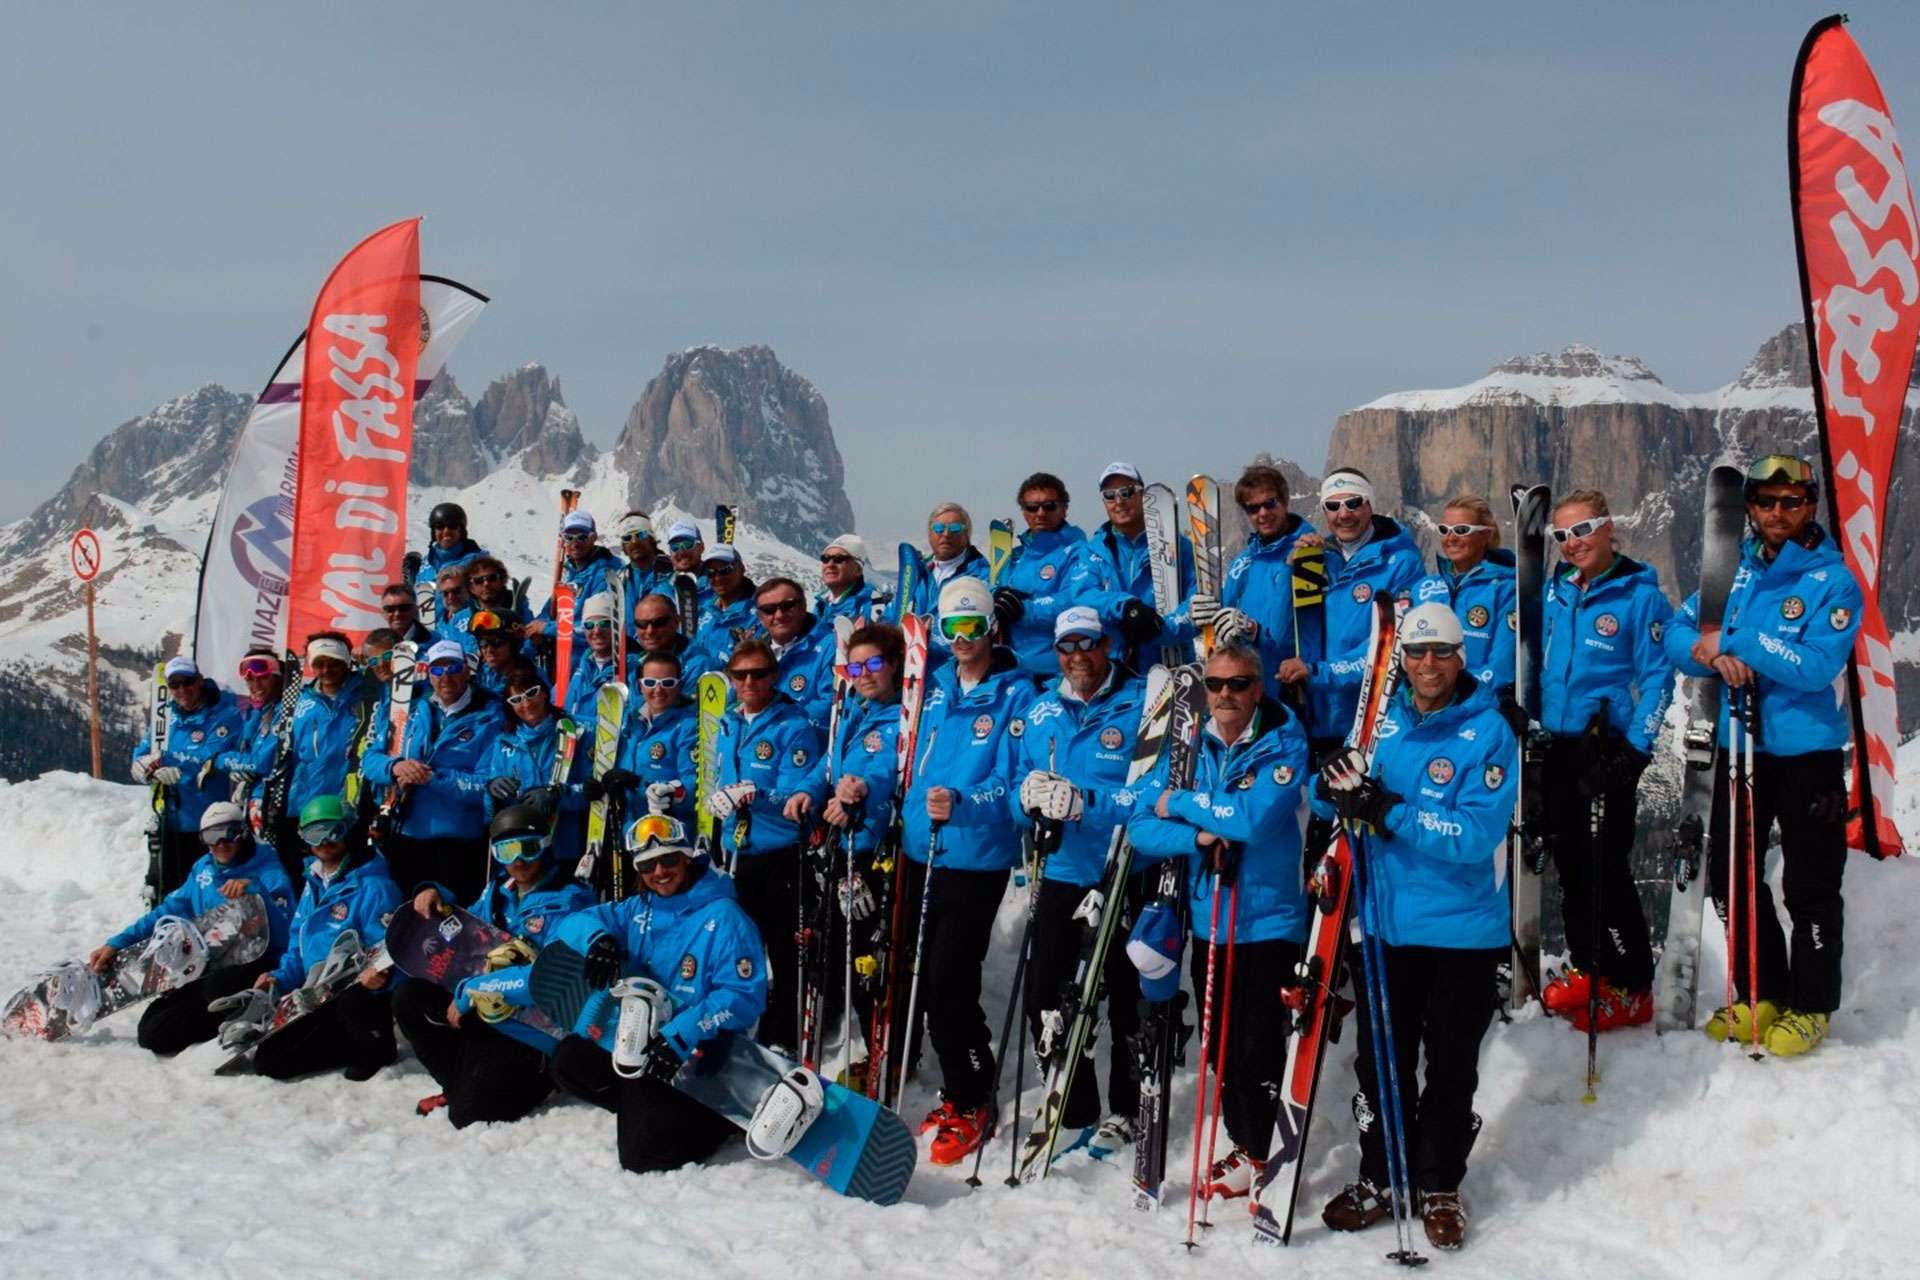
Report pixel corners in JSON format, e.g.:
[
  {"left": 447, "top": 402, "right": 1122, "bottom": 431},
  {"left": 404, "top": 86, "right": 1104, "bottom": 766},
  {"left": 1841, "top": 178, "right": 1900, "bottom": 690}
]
[
  {"left": 108, "top": 842, "right": 297, "bottom": 960},
  {"left": 1664, "top": 530, "right": 1862, "bottom": 754},
  {"left": 815, "top": 578, "right": 881, "bottom": 626},
  {"left": 1083, "top": 520, "right": 1200, "bottom": 654},
  {"left": 713, "top": 697, "right": 826, "bottom": 859},
  {"left": 1004, "top": 668, "right": 1153, "bottom": 887},
  {"left": 424, "top": 538, "right": 488, "bottom": 580},
  {"left": 562, "top": 651, "right": 625, "bottom": 726},
  {"left": 212, "top": 692, "right": 285, "bottom": 814},
  {"left": 1540, "top": 554, "right": 1675, "bottom": 753},
  {"left": 133, "top": 681, "right": 247, "bottom": 834},
  {"left": 999, "top": 524, "right": 1104, "bottom": 676},
  {"left": 485, "top": 713, "right": 592, "bottom": 861},
  {"left": 1220, "top": 514, "right": 1314, "bottom": 703},
  {"left": 1128, "top": 698, "right": 1311, "bottom": 945},
  {"left": 288, "top": 673, "right": 379, "bottom": 816},
  {"left": 825, "top": 694, "right": 901, "bottom": 856},
  {"left": 464, "top": 861, "right": 598, "bottom": 940},
  {"left": 890, "top": 546, "right": 992, "bottom": 623},
  {"left": 1310, "top": 677, "right": 1519, "bottom": 950},
  {"left": 686, "top": 593, "right": 757, "bottom": 675},
  {"left": 614, "top": 699, "right": 701, "bottom": 827},
  {"left": 538, "top": 545, "right": 622, "bottom": 629},
  {"left": 360, "top": 686, "right": 502, "bottom": 843},
  {"left": 1305, "top": 517, "right": 1426, "bottom": 739},
  {"left": 1411, "top": 549, "right": 1518, "bottom": 690},
  {"left": 268, "top": 850, "right": 403, "bottom": 990},
  {"left": 902, "top": 650, "right": 1036, "bottom": 872},
  {"left": 770, "top": 614, "right": 841, "bottom": 730},
  {"left": 621, "top": 557, "right": 678, "bottom": 606}
]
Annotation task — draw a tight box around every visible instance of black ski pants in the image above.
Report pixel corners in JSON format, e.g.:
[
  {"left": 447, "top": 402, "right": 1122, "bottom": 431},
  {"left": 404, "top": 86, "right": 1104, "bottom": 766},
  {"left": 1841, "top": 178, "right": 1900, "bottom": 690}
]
[
  {"left": 1187, "top": 935, "right": 1302, "bottom": 1155},
  {"left": 550, "top": 1034, "right": 737, "bottom": 1173},
  {"left": 1708, "top": 748, "right": 1848, "bottom": 1014},
  {"left": 1545, "top": 736, "right": 1653, "bottom": 991},
  {"left": 382, "top": 834, "right": 488, "bottom": 907},
  {"left": 1023, "top": 869, "right": 1151, "bottom": 1130},
  {"left": 252, "top": 982, "right": 397, "bottom": 1081},
  {"left": 894, "top": 859, "right": 1009, "bottom": 1111},
  {"left": 1348, "top": 943, "right": 1500, "bottom": 1195},
  {"left": 731, "top": 845, "right": 800, "bottom": 1053},
  {"left": 136, "top": 960, "right": 270, "bottom": 1056},
  {"left": 392, "top": 978, "right": 553, "bottom": 1127}
]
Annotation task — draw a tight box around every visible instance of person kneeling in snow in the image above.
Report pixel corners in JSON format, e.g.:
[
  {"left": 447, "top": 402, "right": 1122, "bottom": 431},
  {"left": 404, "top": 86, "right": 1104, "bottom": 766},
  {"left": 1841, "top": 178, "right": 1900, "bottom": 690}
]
[{"left": 490, "top": 814, "right": 769, "bottom": 1173}]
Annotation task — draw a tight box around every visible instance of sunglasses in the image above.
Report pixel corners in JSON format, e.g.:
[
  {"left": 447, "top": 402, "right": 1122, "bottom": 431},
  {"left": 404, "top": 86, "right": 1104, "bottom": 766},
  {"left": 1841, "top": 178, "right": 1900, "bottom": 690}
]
[
  {"left": 469, "top": 572, "right": 505, "bottom": 586},
  {"left": 490, "top": 833, "right": 548, "bottom": 865},
  {"left": 668, "top": 538, "right": 700, "bottom": 552},
  {"left": 638, "top": 675, "right": 681, "bottom": 690},
  {"left": 839, "top": 655, "right": 888, "bottom": 679},
  {"left": 201, "top": 821, "right": 248, "bottom": 847},
  {"left": 581, "top": 619, "right": 616, "bottom": 632},
  {"left": 1101, "top": 485, "right": 1139, "bottom": 502},
  {"left": 562, "top": 531, "right": 594, "bottom": 543},
  {"left": 929, "top": 521, "right": 967, "bottom": 536},
  {"left": 635, "top": 615, "right": 675, "bottom": 630},
  {"left": 1550, "top": 515, "right": 1611, "bottom": 543},
  {"left": 1436, "top": 523, "right": 1494, "bottom": 537},
  {"left": 425, "top": 659, "right": 467, "bottom": 678},
  {"left": 237, "top": 656, "right": 280, "bottom": 679},
  {"left": 1323, "top": 496, "right": 1366, "bottom": 513},
  {"left": 382, "top": 601, "right": 415, "bottom": 614},
  {"left": 1241, "top": 497, "right": 1283, "bottom": 515},
  {"left": 369, "top": 649, "right": 396, "bottom": 668},
  {"left": 1054, "top": 635, "right": 1102, "bottom": 654},
  {"left": 299, "top": 820, "right": 351, "bottom": 847},
  {"left": 629, "top": 814, "right": 691, "bottom": 867},
  {"left": 729, "top": 666, "right": 776, "bottom": 682},
  {"left": 819, "top": 554, "right": 856, "bottom": 566},
  {"left": 1202, "top": 674, "right": 1257, "bottom": 693},
  {"left": 941, "top": 614, "right": 990, "bottom": 641},
  {"left": 620, "top": 532, "right": 651, "bottom": 543},
  {"left": 639, "top": 851, "right": 690, "bottom": 872},
  {"left": 705, "top": 562, "right": 740, "bottom": 575},
  {"left": 506, "top": 686, "right": 547, "bottom": 706},
  {"left": 1750, "top": 494, "right": 1808, "bottom": 512},
  {"left": 1021, "top": 499, "right": 1062, "bottom": 514},
  {"left": 166, "top": 677, "right": 198, "bottom": 690},
  {"left": 757, "top": 598, "right": 802, "bottom": 616},
  {"left": 1403, "top": 643, "right": 1462, "bottom": 661}
]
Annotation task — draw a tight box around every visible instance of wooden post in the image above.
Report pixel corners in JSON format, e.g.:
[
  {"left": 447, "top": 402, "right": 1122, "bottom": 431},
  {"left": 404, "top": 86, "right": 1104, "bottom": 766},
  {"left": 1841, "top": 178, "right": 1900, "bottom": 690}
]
[{"left": 87, "top": 579, "right": 102, "bottom": 779}]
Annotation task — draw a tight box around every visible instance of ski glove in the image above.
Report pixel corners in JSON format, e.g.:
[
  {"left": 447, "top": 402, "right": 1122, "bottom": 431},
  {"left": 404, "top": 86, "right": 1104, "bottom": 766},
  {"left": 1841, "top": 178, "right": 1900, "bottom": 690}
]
[
  {"left": 837, "top": 873, "right": 877, "bottom": 922},
  {"left": 1495, "top": 686, "right": 1529, "bottom": 738},
  {"left": 520, "top": 785, "right": 561, "bottom": 819},
  {"left": 707, "top": 782, "right": 757, "bottom": 820},
  {"left": 149, "top": 766, "right": 182, "bottom": 787},
  {"left": 992, "top": 587, "right": 1027, "bottom": 630},
  {"left": 487, "top": 776, "right": 521, "bottom": 803},
  {"left": 644, "top": 781, "right": 683, "bottom": 814},
  {"left": 1019, "top": 771, "right": 1084, "bottom": 823},
  {"left": 580, "top": 778, "right": 607, "bottom": 803},
  {"left": 1580, "top": 740, "right": 1649, "bottom": 799},
  {"left": 1316, "top": 747, "right": 1399, "bottom": 833},
  {"left": 1212, "top": 607, "right": 1259, "bottom": 648},
  {"left": 133, "top": 755, "right": 160, "bottom": 783},
  {"left": 1117, "top": 599, "right": 1162, "bottom": 646},
  {"left": 601, "top": 768, "right": 641, "bottom": 794},
  {"left": 642, "top": 1032, "right": 684, "bottom": 1085},
  {"left": 1188, "top": 592, "right": 1221, "bottom": 631},
  {"left": 581, "top": 934, "right": 622, "bottom": 991}
]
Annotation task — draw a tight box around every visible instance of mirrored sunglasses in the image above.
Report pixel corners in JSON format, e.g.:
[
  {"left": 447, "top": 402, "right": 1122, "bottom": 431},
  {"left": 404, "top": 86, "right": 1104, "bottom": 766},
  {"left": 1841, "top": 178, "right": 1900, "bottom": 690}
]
[
  {"left": 839, "top": 655, "right": 887, "bottom": 679},
  {"left": 928, "top": 521, "right": 967, "bottom": 536},
  {"left": 1054, "top": 635, "right": 1102, "bottom": 654},
  {"left": 1101, "top": 485, "right": 1139, "bottom": 502},
  {"left": 425, "top": 658, "right": 467, "bottom": 678},
  {"left": 940, "top": 614, "right": 990, "bottom": 642}
]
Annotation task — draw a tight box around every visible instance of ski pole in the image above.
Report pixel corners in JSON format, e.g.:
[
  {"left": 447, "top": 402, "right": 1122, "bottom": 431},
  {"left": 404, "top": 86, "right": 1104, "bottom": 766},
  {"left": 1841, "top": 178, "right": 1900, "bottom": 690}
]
[
  {"left": 894, "top": 813, "right": 943, "bottom": 1110},
  {"left": 1355, "top": 829, "right": 1424, "bottom": 1267},
  {"left": 1584, "top": 788, "right": 1605, "bottom": 1104},
  {"left": 1742, "top": 688, "right": 1762, "bottom": 1062},
  {"left": 1197, "top": 870, "right": 1239, "bottom": 1234},
  {"left": 969, "top": 877, "right": 1038, "bottom": 1188},
  {"left": 1183, "top": 866, "right": 1226, "bottom": 1250}
]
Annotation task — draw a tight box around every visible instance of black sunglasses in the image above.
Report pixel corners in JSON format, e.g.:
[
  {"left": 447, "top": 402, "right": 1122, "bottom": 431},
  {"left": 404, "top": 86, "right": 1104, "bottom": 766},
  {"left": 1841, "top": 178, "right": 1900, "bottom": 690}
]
[
  {"left": 1242, "top": 497, "right": 1283, "bottom": 515},
  {"left": 1021, "top": 499, "right": 1062, "bottom": 514},
  {"left": 1750, "top": 494, "right": 1808, "bottom": 512},
  {"left": 1202, "top": 674, "right": 1257, "bottom": 693},
  {"left": 757, "top": 599, "right": 802, "bottom": 616}
]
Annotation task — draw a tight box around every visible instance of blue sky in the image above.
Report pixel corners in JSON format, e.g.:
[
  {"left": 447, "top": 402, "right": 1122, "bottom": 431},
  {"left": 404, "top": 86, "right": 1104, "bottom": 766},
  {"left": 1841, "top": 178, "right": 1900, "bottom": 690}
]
[{"left": 3, "top": 3, "right": 1915, "bottom": 545}]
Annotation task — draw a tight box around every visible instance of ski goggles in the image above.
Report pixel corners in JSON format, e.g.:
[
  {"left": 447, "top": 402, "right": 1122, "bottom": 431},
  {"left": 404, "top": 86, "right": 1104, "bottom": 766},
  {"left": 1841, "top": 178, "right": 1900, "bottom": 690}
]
[
  {"left": 1549, "top": 515, "right": 1611, "bottom": 544},
  {"left": 490, "top": 831, "right": 551, "bottom": 864},
  {"left": 298, "top": 819, "right": 352, "bottom": 847},
  {"left": 468, "top": 610, "right": 506, "bottom": 635},
  {"left": 628, "top": 813, "right": 693, "bottom": 867},
  {"left": 839, "top": 655, "right": 888, "bottom": 679},
  {"left": 1323, "top": 496, "right": 1367, "bottom": 513},
  {"left": 424, "top": 657, "right": 468, "bottom": 678},
  {"left": 1435, "top": 523, "right": 1494, "bottom": 538},
  {"left": 1100, "top": 485, "right": 1140, "bottom": 502},
  {"left": 236, "top": 655, "right": 281, "bottom": 679},
  {"left": 1747, "top": 454, "right": 1815, "bottom": 487},
  {"left": 928, "top": 521, "right": 967, "bottom": 536},
  {"left": 940, "top": 614, "right": 990, "bottom": 642},
  {"left": 637, "top": 675, "right": 681, "bottom": 691},
  {"left": 201, "top": 820, "right": 248, "bottom": 847}
]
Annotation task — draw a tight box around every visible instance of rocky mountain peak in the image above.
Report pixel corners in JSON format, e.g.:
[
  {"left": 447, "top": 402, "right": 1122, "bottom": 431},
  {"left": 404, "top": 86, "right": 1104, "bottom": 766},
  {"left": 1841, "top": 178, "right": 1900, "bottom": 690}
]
[
  {"left": 1731, "top": 324, "right": 1813, "bottom": 391},
  {"left": 613, "top": 344, "right": 856, "bottom": 553},
  {"left": 1489, "top": 344, "right": 1668, "bottom": 387},
  {"left": 412, "top": 364, "right": 592, "bottom": 488}
]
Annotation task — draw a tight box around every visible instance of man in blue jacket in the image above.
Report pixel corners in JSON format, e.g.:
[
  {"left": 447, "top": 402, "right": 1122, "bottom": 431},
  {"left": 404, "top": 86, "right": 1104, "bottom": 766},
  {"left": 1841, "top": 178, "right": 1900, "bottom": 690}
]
[
  {"left": 285, "top": 633, "right": 378, "bottom": 851},
  {"left": 1664, "top": 454, "right": 1864, "bottom": 1057},
  {"left": 992, "top": 472, "right": 1106, "bottom": 677},
  {"left": 537, "top": 814, "right": 770, "bottom": 1174},
  {"left": 89, "top": 801, "right": 297, "bottom": 1056},
  {"left": 133, "top": 655, "right": 246, "bottom": 892},
  {"left": 1201, "top": 464, "right": 1316, "bottom": 708},
  {"left": 755, "top": 576, "right": 839, "bottom": 730},
  {"left": 1008, "top": 605, "right": 1151, "bottom": 1153},
  {"left": 1080, "top": 461, "right": 1188, "bottom": 666}
]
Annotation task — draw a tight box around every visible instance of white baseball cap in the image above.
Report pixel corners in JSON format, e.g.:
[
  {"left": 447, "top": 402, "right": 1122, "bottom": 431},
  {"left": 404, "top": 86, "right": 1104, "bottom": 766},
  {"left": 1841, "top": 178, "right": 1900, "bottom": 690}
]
[
  {"left": 703, "top": 545, "right": 742, "bottom": 566},
  {"left": 1099, "top": 461, "right": 1143, "bottom": 486},
  {"left": 163, "top": 656, "right": 200, "bottom": 680},
  {"left": 938, "top": 576, "right": 992, "bottom": 620},
  {"left": 665, "top": 521, "right": 701, "bottom": 544},
  {"left": 561, "top": 511, "right": 597, "bottom": 535},
  {"left": 424, "top": 639, "right": 467, "bottom": 665},
  {"left": 823, "top": 533, "right": 869, "bottom": 564},
  {"left": 1054, "top": 606, "right": 1105, "bottom": 641},
  {"left": 1401, "top": 602, "right": 1465, "bottom": 649}
]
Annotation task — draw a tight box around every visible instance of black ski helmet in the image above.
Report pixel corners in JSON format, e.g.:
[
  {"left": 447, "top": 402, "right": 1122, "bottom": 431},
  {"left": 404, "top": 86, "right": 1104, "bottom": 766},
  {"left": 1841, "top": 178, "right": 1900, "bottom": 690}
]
[
  {"left": 489, "top": 803, "right": 552, "bottom": 864},
  {"left": 1743, "top": 454, "right": 1820, "bottom": 503},
  {"left": 429, "top": 502, "right": 469, "bottom": 533}
]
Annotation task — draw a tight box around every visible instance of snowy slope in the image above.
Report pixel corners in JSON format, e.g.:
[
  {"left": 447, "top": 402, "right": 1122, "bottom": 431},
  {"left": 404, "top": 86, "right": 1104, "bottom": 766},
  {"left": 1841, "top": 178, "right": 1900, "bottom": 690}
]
[
  {"left": 1358, "top": 345, "right": 1700, "bottom": 413},
  {"left": 2, "top": 760, "right": 1918, "bottom": 1276}
]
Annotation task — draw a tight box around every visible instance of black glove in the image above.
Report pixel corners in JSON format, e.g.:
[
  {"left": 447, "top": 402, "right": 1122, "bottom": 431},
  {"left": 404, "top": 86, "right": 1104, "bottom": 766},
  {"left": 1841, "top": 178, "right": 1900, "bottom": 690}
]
[
  {"left": 1117, "top": 598, "right": 1162, "bottom": 646},
  {"left": 1199, "top": 837, "right": 1240, "bottom": 884},
  {"left": 1495, "top": 686, "right": 1529, "bottom": 738},
  {"left": 580, "top": 777, "right": 606, "bottom": 803},
  {"left": 1342, "top": 776, "right": 1400, "bottom": 831},
  {"left": 1580, "top": 739, "right": 1648, "bottom": 799},
  {"left": 642, "top": 1032, "right": 684, "bottom": 1084},
  {"left": 602, "top": 768, "right": 641, "bottom": 793},
  {"left": 581, "top": 934, "right": 621, "bottom": 990},
  {"left": 487, "top": 776, "right": 521, "bottom": 803},
  {"left": 992, "top": 586, "right": 1026, "bottom": 630},
  {"left": 520, "top": 784, "right": 561, "bottom": 819}
]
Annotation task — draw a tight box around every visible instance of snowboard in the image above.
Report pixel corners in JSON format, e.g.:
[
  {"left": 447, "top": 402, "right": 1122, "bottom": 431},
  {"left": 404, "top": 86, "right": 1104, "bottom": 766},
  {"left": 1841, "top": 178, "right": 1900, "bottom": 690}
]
[
  {"left": 215, "top": 930, "right": 391, "bottom": 1075},
  {"left": 3, "top": 893, "right": 271, "bottom": 1042},
  {"left": 383, "top": 903, "right": 565, "bottom": 1052},
  {"left": 528, "top": 939, "right": 917, "bottom": 1204},
  {"left": 1654, "top": 464, "right": 1746, "bottom": 1032},
  {"left": 1507, "top": 483, "right": 1551, "bottom": 1010}
]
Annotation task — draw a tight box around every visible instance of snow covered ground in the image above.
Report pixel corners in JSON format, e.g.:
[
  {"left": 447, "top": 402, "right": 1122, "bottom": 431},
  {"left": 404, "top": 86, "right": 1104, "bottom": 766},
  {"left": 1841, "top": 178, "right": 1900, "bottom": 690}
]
[{"left": 4, "top": 757, "right": 1919, "bottom": 1278}]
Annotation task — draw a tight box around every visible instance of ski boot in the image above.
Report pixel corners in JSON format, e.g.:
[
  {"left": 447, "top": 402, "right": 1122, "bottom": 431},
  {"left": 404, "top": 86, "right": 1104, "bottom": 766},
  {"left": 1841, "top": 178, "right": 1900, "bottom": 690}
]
[
  {"left": 1703, "top": 1000, "right": 1778, "bottom": 1044},
  {"left": 1566, "top": 981, "right": 1651, "bottom": 1032},
  {"left": 1202, "top": 1146, "right": 1264, "bottom": 1200},
  {"left": 1422, "top": 1190, "right": 1467, "bottom": 1251},
  {"left": 1764, "top": 1009, "right": 1829, "bottom": 1058},
  {"left": 929, "top": 1103, "right": 995, "bottom": 1166}
]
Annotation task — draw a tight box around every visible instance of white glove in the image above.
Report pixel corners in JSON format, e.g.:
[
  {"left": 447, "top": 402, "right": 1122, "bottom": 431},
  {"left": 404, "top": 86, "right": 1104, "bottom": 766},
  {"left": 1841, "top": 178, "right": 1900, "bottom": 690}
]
[
  {"left": 1213, "top": 607, "right": 1259, "bottom": 648},
  {"left": 1188, "top": 592, "right": 1221, "bottom": 630},
  {"left": 707, "top": 782, "right": 757, "bottom": 820},
  {"left": 1319, "top": 747, "right": 1369, "bottom": 793},
  {"left": 150, "top": 766, "right": 183, "bottom": 787},
  {"left": 838, "top": 874, "right": 877, "bottom": 921},
  {"left": 133, "top": 755, "right": 160, "bottom": 783},
  {"left": 1020, "top": 771, "right": 1084, "bottom": 823},
  {"left": 645, "top": 781, "right": 684, "bottom": 815}
]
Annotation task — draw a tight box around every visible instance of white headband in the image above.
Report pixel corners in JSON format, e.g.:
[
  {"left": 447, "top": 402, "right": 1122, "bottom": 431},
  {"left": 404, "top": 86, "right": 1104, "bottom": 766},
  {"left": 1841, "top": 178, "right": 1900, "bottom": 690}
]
[
  {"left": 306, "top": 637, "right": 351, "bottom": 665},
  {"left": 1320, "top": 470, "right": 1375, "bottom": 505}
]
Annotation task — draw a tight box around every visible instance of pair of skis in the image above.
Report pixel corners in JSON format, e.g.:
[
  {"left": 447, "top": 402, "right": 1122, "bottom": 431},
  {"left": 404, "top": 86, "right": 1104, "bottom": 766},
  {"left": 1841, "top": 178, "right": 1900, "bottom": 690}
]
[
  {"left": 371, "top": 642, "right": 421, "bottom": 842},
  {"left": 797, "top": 616, "right": 858, "bottom": 1072},
  {"left": 576, "top": 682, "right": 628, "bottom": 899}
]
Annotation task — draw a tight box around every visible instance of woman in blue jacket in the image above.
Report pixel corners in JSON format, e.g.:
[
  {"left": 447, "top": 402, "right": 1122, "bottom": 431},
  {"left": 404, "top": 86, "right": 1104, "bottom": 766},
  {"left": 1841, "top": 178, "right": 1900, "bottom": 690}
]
[
  {"left": 1410, "top": 494, "right": 1516, "bottom": 690},
  {"left": 1311, "top": 603, "right": 1518, "bottom": 1252},
  {"left": 604, "top": 649, "right": 700, "bottom": 830},
  {"left": 1536, "top": 490, "right": 1675, "bottom": 1032}
]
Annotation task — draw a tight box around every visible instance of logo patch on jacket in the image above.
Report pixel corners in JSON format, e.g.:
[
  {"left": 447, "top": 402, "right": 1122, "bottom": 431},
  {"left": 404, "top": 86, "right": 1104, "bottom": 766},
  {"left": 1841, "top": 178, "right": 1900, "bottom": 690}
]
[
  {"left": 1650, "top": 620, "right": 1663, "bottom": 643},
  {"left": 331, "top": 904, "right": 350, "bottom": 920},
  {"left": 650, "top": 741, "right": 667, "bottom": 762},
  {"left": 1009, "top": 718, "right": 1025, "bottom": 737},
  {"left": 191, "top": 730, "right": 205, "bottom": 743},
  {"left": 1427, "top": 757, "right": 1455, "bottom": 785},
  {"left": 973, "top": 714, "right": 994, "bottom": 738},
  {"left": 1353, "top": 582, "right": 1373, "bottom": 603},
  {"left": 197, "top": 869, "right": 214, "bottom": 887},
  {"left": 1506, "top": 610, "right": 1517, "bottom": 631},
  {"left": 1466, "top": 605, "right": 1489, "bottom": 628},
  {"left": 1830, "top": 606, "right": 1852, "bottom": 630},
  {"left": 1235, "top": 771, "right": 1256, "bottom": 791},
  {"left": 1039, "top": 564, "right": 1057, "bottom": 581},
  {"left": 1272, "top": 764, "right": 1295, "bottom": 786},
  {"left": 1100, "top": 727, "right": 1124, "bottom": 750},
  {"left": 1782, "top": 596, "right": 1805, "bottom": 621},
  {"left": 457, "top": 729, "right": 473, "bottom": 742},
  {"left": 1594, "top": 613, "right": 1619, "bottom": 637},
  {"left": 789, "top": 674, "right": 808, "bottom": 694},
  {"left": 215, "top": 725, "right": 230, "bottom": 739},
  {"left": 863, "top": 731, "right": 883, "bottom": 753},
  {"left": 525, "top": 916, "right": 545, "bottom": 934},
  {"left": 755, "top": 740, "right": 774, "bottom": 761},
  {"left": 680, "top": 953, "right": 698, "bottom": 979},
  {"left": 1484, "top": 763, "right": 1506, "bottom": 789},
  {"left": 791, "top": 748, "right": 810, "bottom": 767},
  {"left": 736, "top": 957, "right": 754, "bottom": 979}
]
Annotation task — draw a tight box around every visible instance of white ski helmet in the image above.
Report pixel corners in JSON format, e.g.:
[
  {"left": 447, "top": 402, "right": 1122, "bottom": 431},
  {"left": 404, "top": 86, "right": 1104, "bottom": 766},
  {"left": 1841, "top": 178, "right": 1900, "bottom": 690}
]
[
  {"left": 1401, "top": 602, "right": 1465, "bottom": 650},
  {"left": 938, "top": 576, "right": 992, "bottom": 621}
]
